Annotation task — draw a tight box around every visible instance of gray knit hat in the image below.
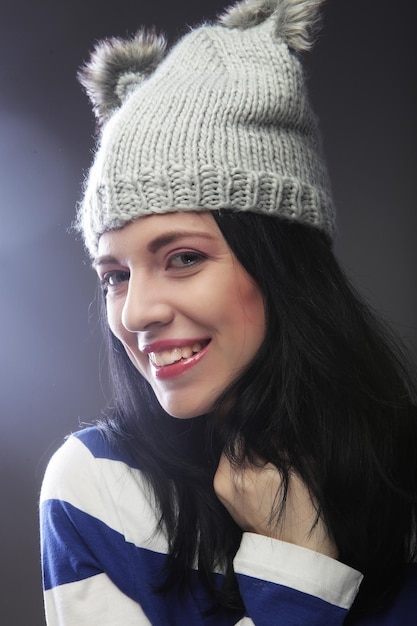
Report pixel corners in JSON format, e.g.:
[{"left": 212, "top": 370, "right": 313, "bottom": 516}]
[{"left": 77, "top": 0, "right": 334, "bottom": 256}]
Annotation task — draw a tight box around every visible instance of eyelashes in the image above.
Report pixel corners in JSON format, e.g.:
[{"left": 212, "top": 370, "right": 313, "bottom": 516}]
[
  {"left": 99, "top": 250, "right": 207, "bottom": 295},
  {"left": 100, "top": 270, "right": 130, "bottom": 294},
  {"left": 167, "top": 251, "right": 206, "bottom": 268}
]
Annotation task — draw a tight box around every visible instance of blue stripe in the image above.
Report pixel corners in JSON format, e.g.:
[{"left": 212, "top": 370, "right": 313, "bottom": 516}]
[
  {"left": 41, "top": 498, "right": 240, "bottom": 625},
  {"left": 73, "top": 426, "right": 139, "bottom": 467},
  {"left": 41, "top": 498, "right": 143, "bottom": 596},
  {"left": 235, "top": 572, "right": 348, "bottom": 626}
]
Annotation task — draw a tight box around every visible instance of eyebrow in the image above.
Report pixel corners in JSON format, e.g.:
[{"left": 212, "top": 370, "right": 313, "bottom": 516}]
[
  {"left": 92, "top": 230, "right": 216, "bottom": 268},
  {"left": 92, "top": 255, "right": 118, "bottom": 268},
  {"left": 147, "top": 230, "right": 215, "bottom": 253}
]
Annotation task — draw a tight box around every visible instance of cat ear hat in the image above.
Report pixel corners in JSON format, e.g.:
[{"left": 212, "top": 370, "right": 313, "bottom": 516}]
[{"left": 77, "top": 0, "right": 334, "bottom": 256}]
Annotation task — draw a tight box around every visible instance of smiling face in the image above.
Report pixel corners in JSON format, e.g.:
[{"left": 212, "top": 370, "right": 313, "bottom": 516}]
[{"left": 95, "top": 212, "right": 266, "bottom": 418}]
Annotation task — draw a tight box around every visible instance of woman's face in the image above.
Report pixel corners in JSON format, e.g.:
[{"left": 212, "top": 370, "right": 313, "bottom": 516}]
[{"left": 95, "top": 212, "right": 265, "bottom": 418}]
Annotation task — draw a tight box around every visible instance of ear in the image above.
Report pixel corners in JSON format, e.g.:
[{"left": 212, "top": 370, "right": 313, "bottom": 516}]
[
  {"left": 78, "top": 29, "right": 167, "bottom": 125},
  {"left": 219, "top": 0, "right": 325, "bottom": 52}
]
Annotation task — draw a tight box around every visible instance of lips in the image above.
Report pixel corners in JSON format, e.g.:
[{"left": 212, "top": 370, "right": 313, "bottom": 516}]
[{"left": 142, "top": 339, "right": 211, "bottom": 380}]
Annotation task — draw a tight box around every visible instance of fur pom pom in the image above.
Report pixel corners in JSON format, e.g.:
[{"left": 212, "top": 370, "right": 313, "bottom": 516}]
[
  {"left": 78, "top": 29, "right": 167, "bottom": 124},
  {"left": 219, "top": 0, "right": 325, "bottom": 52},
  {"left": 219, "top": 0, "right": 277, "bottom": 29},
  {"left": 275, "top": 0, "right": 324, "bottom": 50}
]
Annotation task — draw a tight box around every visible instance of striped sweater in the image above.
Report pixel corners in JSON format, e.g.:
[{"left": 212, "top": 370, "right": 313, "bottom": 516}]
[{"left": 40, "top": 427, "right": 416, "bottom": 625}]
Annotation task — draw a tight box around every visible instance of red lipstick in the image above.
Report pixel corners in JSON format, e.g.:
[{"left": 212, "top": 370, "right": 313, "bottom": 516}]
[{"left": 148, "top": 340, "right": 211, "bottom": 380}]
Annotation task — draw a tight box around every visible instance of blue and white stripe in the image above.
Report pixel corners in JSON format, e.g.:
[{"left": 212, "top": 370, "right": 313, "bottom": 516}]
[{"left": 40, "top": 427, "right": 367, "bottom": 625}]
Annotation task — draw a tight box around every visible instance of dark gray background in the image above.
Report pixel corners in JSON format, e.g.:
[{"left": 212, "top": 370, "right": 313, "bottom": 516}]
[{"left": 1, "top": 1, "right": 416, "bottom": 623}]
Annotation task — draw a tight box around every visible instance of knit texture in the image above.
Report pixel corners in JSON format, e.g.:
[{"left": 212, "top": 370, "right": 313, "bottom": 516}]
[{"left": 78, "top": 0, "right": 335, "bottom": 256}]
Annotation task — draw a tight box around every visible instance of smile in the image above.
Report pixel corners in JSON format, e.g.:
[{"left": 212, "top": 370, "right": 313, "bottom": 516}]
[
  {"left": 149, "top": 342, "right": 204, "bottom": 367},
  {"left": 145, "top": 340, "right": 211, "bottom": 380}
]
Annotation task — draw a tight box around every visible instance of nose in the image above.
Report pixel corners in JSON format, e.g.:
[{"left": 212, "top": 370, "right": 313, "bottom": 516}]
[{"left": 121, "top": 271, "right": 174, "bottom": 332}]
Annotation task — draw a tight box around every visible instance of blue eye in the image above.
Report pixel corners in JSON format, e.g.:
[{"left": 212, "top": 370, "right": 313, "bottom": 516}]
[
  {"left": 100, "top": 270, "right": 130, "bottom": 293},
  {"left": 168, "top": 252, "right": 205, "bottom": 268}
]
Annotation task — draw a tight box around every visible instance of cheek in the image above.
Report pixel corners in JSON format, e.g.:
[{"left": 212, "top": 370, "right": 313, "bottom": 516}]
[
  {"left": 245, "top": 285, "right": 265, "bottom": 323},
  {"left": 105, "top": 298, "right": 126, "bottom": 342},
  {"left": 106, "top": 300, "right": 142, "bottom": 372},
  {"left": 243, "top": 297, "right": 266, "bottom": 354},
  {"left": 233, "top": 276, "right": 266, "bottom": 337}
]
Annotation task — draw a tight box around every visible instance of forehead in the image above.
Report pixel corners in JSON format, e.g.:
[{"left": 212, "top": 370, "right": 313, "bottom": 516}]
[{"left": 95, "top": 211, "right": 223, "bottom": 259}]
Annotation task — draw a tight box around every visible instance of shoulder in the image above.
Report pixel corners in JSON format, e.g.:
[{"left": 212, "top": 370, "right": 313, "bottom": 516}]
[
  {"left": 40, "top": 425, "right": 166, "bottom": 552},
  {"left": 41, "top": 426, "right": 136, "bottom": 499},
  {"left": 44, "top": 423, "right": 139, "bottom": 468},
  {"left": 48, "top": 425, "right": 137, "bottom": 468},
  {"left": 41, "top": 425, "right": 149, "bottom": 503},
  {"left": 73, "top": 425, "right": 140, "bottom": 466}
]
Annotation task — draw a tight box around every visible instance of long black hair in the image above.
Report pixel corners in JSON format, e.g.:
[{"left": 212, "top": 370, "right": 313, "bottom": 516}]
[{"left": 97, "top": 211, "right": 417, "bottom": 618}]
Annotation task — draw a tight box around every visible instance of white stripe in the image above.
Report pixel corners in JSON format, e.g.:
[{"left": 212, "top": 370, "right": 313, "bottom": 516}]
[
  {"left": 44, "top": 572, "right": 151, "bottom": 626},
  {"left": 234, "top": 533, "right": 363, "bottom": 610},
  {"left": 40, "top": 436, "right": 168, "bottom": 554}
]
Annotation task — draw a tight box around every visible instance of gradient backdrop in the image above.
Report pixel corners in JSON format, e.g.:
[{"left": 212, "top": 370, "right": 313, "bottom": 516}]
[{"left": 1, "top": 1, "right": 416, "bottom": 623}]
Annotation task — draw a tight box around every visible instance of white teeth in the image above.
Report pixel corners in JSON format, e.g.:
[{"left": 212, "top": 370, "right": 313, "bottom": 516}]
[
  {"left": 150, "top": 342, "right": 203, "bottom": 366},
  {"left": 181, "top": 346, "right": 193, "bottom": 359}
]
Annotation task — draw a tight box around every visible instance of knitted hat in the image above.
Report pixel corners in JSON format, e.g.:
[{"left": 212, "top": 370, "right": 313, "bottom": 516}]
[{"left": 77, "top": 0, "right": 334, "bottom": 256}]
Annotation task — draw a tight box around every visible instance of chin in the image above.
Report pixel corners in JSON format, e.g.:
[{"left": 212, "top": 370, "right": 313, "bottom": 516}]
[
  {"left": 156, "top": 393, "right": 217, "bottom": 420},
  {"left": 161, "top": 405, "right": 210, "bottom": 420}
]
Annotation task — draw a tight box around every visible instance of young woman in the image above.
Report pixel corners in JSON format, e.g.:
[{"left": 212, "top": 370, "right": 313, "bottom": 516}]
[{"left": 40, "top": 1, "right": 417, "bottom": 624}]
